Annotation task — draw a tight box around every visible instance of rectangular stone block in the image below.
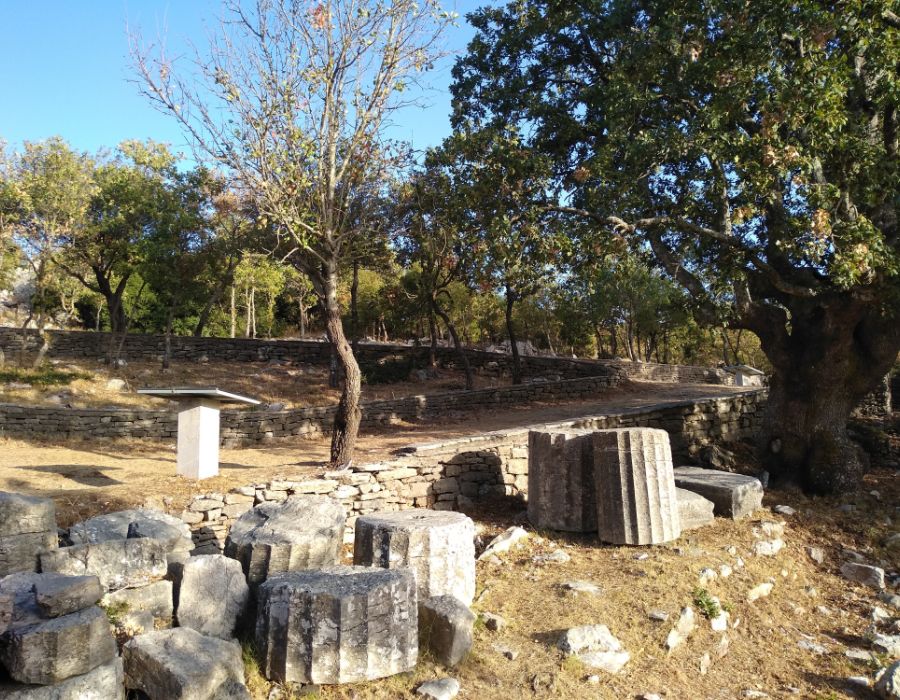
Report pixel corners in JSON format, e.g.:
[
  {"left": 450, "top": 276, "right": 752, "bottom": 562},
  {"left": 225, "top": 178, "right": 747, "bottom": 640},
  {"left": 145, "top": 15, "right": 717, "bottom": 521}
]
[{"left": 673, "top": 467, "right": 763, "bottom": 519}]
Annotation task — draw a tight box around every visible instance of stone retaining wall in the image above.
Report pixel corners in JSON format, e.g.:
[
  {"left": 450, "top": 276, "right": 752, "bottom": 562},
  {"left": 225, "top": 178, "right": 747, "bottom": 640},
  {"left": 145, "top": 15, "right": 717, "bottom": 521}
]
[
  {"left": 0, "top": 373, "right": 624, "bottom": 444},
  {"left": 0, "top": 326, "right": 734, "bottom": 383},
  {"left": 182, "top": 390, "right": 766, "bottom": 554}
]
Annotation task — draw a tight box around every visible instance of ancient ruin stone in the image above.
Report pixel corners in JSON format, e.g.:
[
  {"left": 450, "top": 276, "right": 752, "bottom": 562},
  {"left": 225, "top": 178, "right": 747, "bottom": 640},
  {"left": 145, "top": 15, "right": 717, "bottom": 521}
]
[
  {"left": 177, "top": 554, "right": 248, "bottom": 639},
  {"left": 841, "top": 562, "right": 886, "bottom": 590},
  {"left": 0, "top": 657, "right": 124, "bottom": 700},
  {"left": 354, "top": 509, "right": 476, "bottom": 605},
  {"left": 676, "top": 488, "right": 716, "bottom": 531},
  {"left": 39, "top": 538, "right": 168, "bottom": 592},
  {"left": 527, "top": 429, "right": 597, "bottom": 532},
  {"left": 123, "top": 627, "right": 250, "bottom": 699},
  {"left": 673, "top": 467, "right": 763, "bottom": 519},
  {"left": 419, "top": 595, "right": 475, "bottom": 667},
  {"left": 592, "top": 428, "right": 681, "bottom": 545},
  {"left": 68, "top": 508, "right": 192, "bottom": 567},
  {"left": 224, "top": 496, "right": 345, "bottom": 587},
  {"left": 256, "top": 566, "right": 418, "bottom": 684},
  {"left": 876, "top": 659, "right": 900, "bottom": 698},
  {"left": 0, "top": 606, "right": 117, "bottom": 685},
  {"left": 34, "top": 575, "right": 102, "bottom": 618},
  {"left": 102, "top": 580, "right": 173, "bottom": 629},
  {"left": 0, "top": 492, "right": 58, "bottom": 576}
]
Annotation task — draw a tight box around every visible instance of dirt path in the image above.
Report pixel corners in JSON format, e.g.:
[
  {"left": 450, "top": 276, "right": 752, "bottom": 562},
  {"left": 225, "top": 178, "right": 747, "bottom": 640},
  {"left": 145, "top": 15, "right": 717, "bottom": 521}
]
[{"left": 0, "top": 382, "right": 750, "bottom": 524}]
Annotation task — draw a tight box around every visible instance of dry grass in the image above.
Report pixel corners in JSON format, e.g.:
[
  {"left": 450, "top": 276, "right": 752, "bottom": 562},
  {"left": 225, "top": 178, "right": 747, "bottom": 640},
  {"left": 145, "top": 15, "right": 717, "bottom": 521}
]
[
  {"left": 293, "top": 469, "right": 897, "bottom": 700},
  {"left": 0, "top": 356, "right": 496, "bottom": 409}
]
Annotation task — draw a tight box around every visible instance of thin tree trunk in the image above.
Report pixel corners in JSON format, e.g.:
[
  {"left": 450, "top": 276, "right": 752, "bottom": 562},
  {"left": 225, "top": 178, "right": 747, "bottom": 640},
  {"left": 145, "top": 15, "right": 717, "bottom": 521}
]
[
  {"left": 427, "top": 311, "right": 438, "bottom": 368},
  {"left": 162, "top": 300, "right": 176, "bottom": 369},
  {"left": 625, "top": 319, "right": 636, "bottom": 361},
  {"left": 433, "top": 300, "right": 473, "bottom": 390},
  {"left": 230, "top": 286, "right": 236, "bottom": 338},
  {"left": 244, "top": 287, "right": 251, "bottom": 338},
  {"left": 324, "top": 270, "right": 361, "bottom": 468},
  {"left": 505, "top": 286, "right": 523, "bottom": 385},
  {"left": 350, "top": 259, "right": 360, "bottom": 354},
  {"left": 194, "top": 266, "right": 235, "bottom": 337}
]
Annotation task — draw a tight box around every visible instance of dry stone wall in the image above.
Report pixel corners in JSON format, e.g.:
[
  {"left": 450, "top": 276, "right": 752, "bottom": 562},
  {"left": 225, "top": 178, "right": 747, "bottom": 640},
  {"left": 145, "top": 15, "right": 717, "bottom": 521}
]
[
  {"left": 181, "top": 390, "right": 766, "bottom": 555},
  {"left": 0, "top": 373, "right": 623, "bottom": 444}
]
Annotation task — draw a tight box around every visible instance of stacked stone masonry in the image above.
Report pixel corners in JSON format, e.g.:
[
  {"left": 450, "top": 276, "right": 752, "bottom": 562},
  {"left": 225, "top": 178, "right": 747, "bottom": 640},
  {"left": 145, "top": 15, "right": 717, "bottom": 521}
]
[{"left": 180, "top": 391, "right": 766, "bottom": 555}]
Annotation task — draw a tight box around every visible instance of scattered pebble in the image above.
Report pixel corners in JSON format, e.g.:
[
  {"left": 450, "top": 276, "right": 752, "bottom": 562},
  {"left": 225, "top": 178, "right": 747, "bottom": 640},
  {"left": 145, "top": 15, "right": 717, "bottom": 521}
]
[
  {"left": 532, "top": 549, "right": 570, "bottom": 565},
  {"left": 479, "top": 527, "right": 529, "bottom": 560},
  {"left": 666, "top": 607, "right": 696, "bottom": 651},
  {"left": 807, "top": 547, "right": 826, "bottom": 564},
  {"left": 648, "top": 610, "right": 669, "bottom": 622},
  {"left": 699, "top": 567, "right": 718, "bottom": 585},
  {"left": 719, "top": 564, "right": 733, "bottom": 578},
  {"left": 479, "top": 612, "right": 506, "bottom": 632},
  {"left": 753, "top": 539, "right": 785, "bottom": 557},
  {"left": 774, "top": 505, "right": 796, "bottom": 516},
  {"left": 416, "top": 678, "right": 460, "bottom": 700},
  {"left": 699, "top": 652, "right": 711, "bottom": 675},
  {"left": 797, "top": 639, "right": 827, "bottom": 655},
  {"left": 562, "top": 580, "right": 601, "bottom": 595},
  {"left": 747, "top": 582, "right": 774, "bottom": 602},
  {"left": 633, "top": 553, "right": 649, "bottom": 561}
]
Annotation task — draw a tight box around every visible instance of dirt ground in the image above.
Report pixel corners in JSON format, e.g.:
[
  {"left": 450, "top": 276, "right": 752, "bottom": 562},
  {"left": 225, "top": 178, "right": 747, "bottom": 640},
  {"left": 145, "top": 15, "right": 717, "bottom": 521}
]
[
  {"left": 0, "top": 382, "right": 748, "bottom": 525},
  {"left": 0, "top": 357, "right": 497, "bottom": 409},
  {"left": 303, "top": 468, "right": 898, "bottom": 700}
]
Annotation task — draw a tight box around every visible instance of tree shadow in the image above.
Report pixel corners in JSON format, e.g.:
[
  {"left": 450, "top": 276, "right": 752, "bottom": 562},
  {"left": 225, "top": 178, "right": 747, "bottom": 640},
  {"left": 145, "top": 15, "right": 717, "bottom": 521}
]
[{"left": 18, "top": 465, "right": 123, "bottom": 487}]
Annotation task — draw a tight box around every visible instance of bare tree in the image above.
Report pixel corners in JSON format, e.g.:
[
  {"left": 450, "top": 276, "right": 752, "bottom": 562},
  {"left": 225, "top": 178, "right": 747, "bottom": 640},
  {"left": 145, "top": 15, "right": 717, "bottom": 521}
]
[{"left": 131, "top": 0, "right": 451, "bottom": 466}]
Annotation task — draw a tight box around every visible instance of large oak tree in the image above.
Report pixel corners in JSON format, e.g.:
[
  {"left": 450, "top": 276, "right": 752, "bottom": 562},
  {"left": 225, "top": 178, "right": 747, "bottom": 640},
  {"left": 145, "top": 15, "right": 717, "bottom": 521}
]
[{"left": 452, "top": 0, "right": 899, "bottom": 493}]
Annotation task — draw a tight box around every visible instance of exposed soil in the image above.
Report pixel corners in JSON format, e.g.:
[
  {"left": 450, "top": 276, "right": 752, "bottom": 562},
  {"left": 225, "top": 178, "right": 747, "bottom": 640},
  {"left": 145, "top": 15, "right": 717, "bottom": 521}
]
[{"left": 0, "top": 382, "right": 749, "bottom": 525}]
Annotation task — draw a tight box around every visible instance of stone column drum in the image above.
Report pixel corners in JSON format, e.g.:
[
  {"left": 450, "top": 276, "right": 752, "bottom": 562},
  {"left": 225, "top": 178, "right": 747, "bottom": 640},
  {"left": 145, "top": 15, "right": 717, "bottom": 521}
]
[
  {"left": 224, "top": 496, "right": 346, "bottom": 587},
  {"left": 353, "top": 509, "right": 476, "bottom": 605},
  {"left": 0, "top": 492, "right": 58, "bottom": 576},
  {"left": 593, "top": 428, "right": 681, "bottom": 545},
  {"left": 527, "top": 430, "right": 598, "bottom": 532},
  {"left": 256, "top": 566, "right": 418, "bottom": 685}
]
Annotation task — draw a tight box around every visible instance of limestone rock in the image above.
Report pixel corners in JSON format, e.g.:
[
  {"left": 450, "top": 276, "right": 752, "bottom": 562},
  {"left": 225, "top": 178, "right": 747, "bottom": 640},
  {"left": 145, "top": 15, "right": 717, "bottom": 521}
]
[
  {"left": 0, "top": 606, "right": 117, "bottom": 685},
  {"left": 419, "top": 595, "right": 475, "bottom": 668},
  {"left": 354, "top": 509, "right": 476, "bottom": 605},
  {"left": 34, "top": 575, "right": 102, "bottom": 618},
  {"left": 416, "top": 678, "right": 460, "bottom": 700},
  {"left": 123, "top": 627, "right": 250, "bottom": 700},
  {"left": 0, "top": 657, "right": 124, "bottom": 700},
  {"left": 177, "top": 555, "right": 248, "bottom": 639},
  {"left": 477, "top": 527, "right": 528, "bottom": 560},
  {"left": 593, "top": 428, "right": 681, "bottom": 545},
  {"left": 876, "top": 660, "right": 900, "bottom": 699},
  {"left": 256, "top": 566, "right": 417, "bottom": 684},
  {"left": 40, "top": 538, "right": 167, "bottom": 592},
  {"left": 68, "top": 508, "right": 192, "bottom": 564},
  {"left": 0, "top": 492, "right": 58, "bottom": 576},
  {"left": 841, "top": 563, "right": 885, "bottom": 589},
  {"left": 753, "top": 539, "right": 784, "bottom": 557},
  {"left": 672, "top": 468, "right": 763, "bottom": 519},
  {"left": 747, "top": 582, "right": 774, "bottom": 602},
  {"left": 527, "top": 430, "right": 597, "bottom": 532},
  {"left": 676, "top": 488, "right": 715, "bottom": 531},
  {"left": 558, "top": 624, "right": 629, "bottom": 674},
  {"left": 665, "top": 607, "right": 696, "bottom": 651},
  {"left": 102, "top": 580, "right": 173, "bottom": 629},
  {"left": 224, "top": 496, "right": 345, "bottom": 587}
]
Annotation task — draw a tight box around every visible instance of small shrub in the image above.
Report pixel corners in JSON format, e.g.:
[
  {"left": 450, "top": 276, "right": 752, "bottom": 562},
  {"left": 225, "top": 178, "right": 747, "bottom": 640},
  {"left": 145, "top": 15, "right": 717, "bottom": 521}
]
[
  {"left": 0, "top": 367, "right": 91, "bottom": 387},
  {"left": 361, "top": 355, "right": 416, "bottom": 385},
  {"left": 101, "top": 600, "right": 130, "bottom": 626},
  {"left": 693, "top": 588, "right": 721, "bottom": 619}
]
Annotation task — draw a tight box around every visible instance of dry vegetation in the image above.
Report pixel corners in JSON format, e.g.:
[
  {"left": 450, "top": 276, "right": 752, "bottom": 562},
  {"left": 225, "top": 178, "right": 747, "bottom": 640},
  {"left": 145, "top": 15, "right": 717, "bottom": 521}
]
[{"left": 0, "top": 357, "right": 497, "bottom": 410}]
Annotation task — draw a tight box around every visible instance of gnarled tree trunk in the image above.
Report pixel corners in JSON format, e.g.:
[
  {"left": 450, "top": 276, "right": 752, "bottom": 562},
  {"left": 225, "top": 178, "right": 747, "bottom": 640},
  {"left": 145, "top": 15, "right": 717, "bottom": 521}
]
[
  {"left": 505, "top": 285, "right": 523, "bottom": 385},
  {"left": 433, "top": 299, "right": 473, "bottom": 390},
  {"left": 753, "top": 296, "right": 899, "bottom": 494}
]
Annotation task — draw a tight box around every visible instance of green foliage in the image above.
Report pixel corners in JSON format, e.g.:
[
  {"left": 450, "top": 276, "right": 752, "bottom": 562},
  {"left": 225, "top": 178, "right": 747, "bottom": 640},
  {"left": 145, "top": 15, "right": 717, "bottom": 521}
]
[
  {"left": 693, "top": 588, "right": 722, "bottom": 619},
  {"left": 0, "top": 367, "right": 91, "bottom": 386}
]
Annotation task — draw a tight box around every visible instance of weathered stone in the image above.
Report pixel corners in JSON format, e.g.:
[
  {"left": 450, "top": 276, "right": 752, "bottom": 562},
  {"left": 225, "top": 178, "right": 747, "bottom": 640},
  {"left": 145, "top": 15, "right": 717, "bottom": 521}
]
[
  {"left": 102, "top": 580, "right": 173, "bottom": 628},
  {"left": 665, "top": 607, "right": 696, "bottom": 651},
  {"left": 39, "top": 539, "right": 168, "bottom": 592},
  {"left": 224, "top": 496, "right": 345, "bottom": 587},
  {"left": 416, "top": 678, "right": 460, "bottom": 700},
  {"left": 673, "top": 467, "right": 763, "bottom": 519},
  {"left": 0, "top": 657, "right": 124, "bottom": 700},
  {"left": 0, "top": 606, "right": 117, "bottom": 685},
  {"left": 558, "top": 624, "right": 629, "bottom": 674},
  {"left": 876, "top": 660, "right": 900, "bottom": 699},
  {"left": 841, "top": 563, "right": 885, "bottom": 589},
  {"left": 676, "top": 488, "right": 715, "bottom": 531},
  {"left": 123, "top": 627, "right": 250, "bottom": 700},
  {"left": 0, "top": 492, "right": 57, "bottom": 576},
  {"left": 478, "top": 526, "right": 529, "bottom": 560},
  {"left": 593, "top": 428, "right": 681, "bottom": 545},
  {"left": 34, "top": 575, "right": 102, "bottom": 618},
  {"left": 68, "top": 508, "right": 193, "bottom": 563},
  {"left": 527, "top": 429, "right": 597, "bottom": 532},
  {"left": 747, "top": 582, "right": 774, "bottom": 602},
  {"left": 419, "top": 595, "right": 475, "bottom": 667},
  {"left": 354, "top": 509, "right": 476, "bottom": 605},
  {"left": 0, "top": 492, "right": 56, "bottom": 538},
  {"left": 256, "top": 566, "right": 417, "bottom": 684},
  {"left": 177, "top": 555, "right": 248, "bottom": 639}
]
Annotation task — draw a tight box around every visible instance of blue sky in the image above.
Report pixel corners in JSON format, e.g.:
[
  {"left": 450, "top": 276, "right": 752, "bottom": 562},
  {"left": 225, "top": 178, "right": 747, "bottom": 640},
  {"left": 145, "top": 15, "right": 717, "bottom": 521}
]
[{"left": 0, "top": 1, "right": 491, "bottom": 159}]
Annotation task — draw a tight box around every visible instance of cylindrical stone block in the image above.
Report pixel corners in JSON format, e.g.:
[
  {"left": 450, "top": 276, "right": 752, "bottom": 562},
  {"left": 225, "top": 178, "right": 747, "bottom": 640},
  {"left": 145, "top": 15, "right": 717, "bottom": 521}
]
[
  {"left": 0, "top": 492, "right": 58, "bottom": 576},
  {"left": 527, "top": 430, "right": 597, "bottom": 532},
  {"left": 353, "top": 509, "right": 476, "bottom": 605},
  {"left": 593, "top": 428, "right": 681, "bottom": 545},
  {"left": 256, "top": 566, "right": 417, "bottom": 684},
  {"left": 224, "top": 496, "right": 345, "bottom": 586}
]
